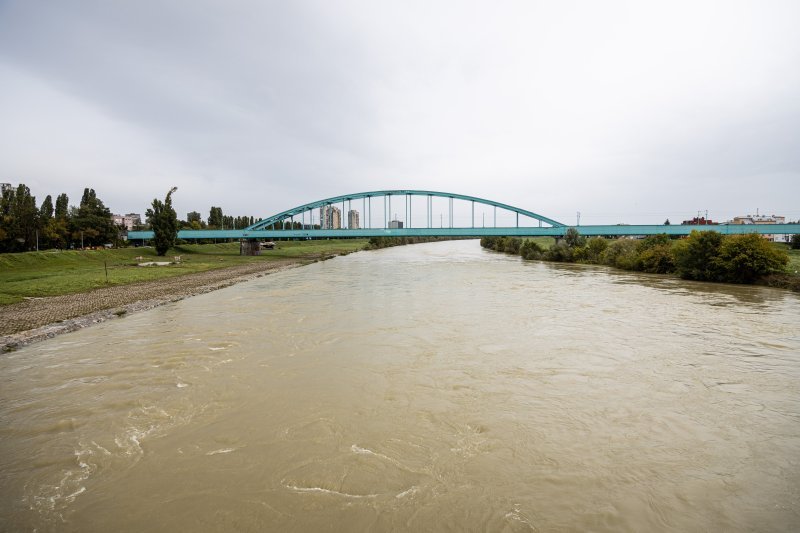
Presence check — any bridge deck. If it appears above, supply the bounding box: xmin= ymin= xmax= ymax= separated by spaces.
xmin=128 ymin=224 xmax=800 ymax=241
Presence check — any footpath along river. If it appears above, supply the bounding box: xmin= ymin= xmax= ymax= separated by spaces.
xmin=1 ymin=240 xmax=799 ymax=531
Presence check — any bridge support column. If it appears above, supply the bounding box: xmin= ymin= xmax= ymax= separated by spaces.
xmin=240 ymin=239 xmax=261 ymax=256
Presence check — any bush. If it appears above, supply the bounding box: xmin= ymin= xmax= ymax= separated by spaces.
xmin=545 ymin=241 xmax=573 ymax=262
xmin=673 ymin=231 xmax=725 ymax=281
xmin=564 ymin=227 xmax=585 ymax=248
xmin=503 ymin=237 xmax=522 ymax=255
xmin=601 ymin=238 xmax=639 ymax=269
xmin=791 ymin=234 xmax=800 ymax=250
xmin=635 ymin=234 xmax=675 ymax=273
xmin=480 ymin=236 xmax=498 ymax=249
xmin=715 ymin=233 xmax=788 ymax=283
xmin=520 ymin=239 xmax=544 ymax=260
xmin=584 ymin=237 xmax=608 ymax=263
xmin=637 ymin=243 xmax=675 ymax=273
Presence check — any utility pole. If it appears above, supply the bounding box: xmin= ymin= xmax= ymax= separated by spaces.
xmin=577 ymin=211 xmax=581 ymax=226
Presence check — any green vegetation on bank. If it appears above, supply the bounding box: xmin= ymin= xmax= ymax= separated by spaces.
xmin=481 ymin=230 xmax=797 ymax=290
xmin=0 ymin=239 xmax=368 ymax=305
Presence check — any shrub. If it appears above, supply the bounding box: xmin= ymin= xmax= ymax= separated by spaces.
xmin=545 ymin=241 xmax=573 ymax=262
xmin=716 ymin=233 xmax=789 ymax=283
xmin=791 ymin=234 xmax=800 ymax=250
xmin=602 ymin=238 xmax=639 ymax=269
xmin=584 ymin=237 xmax=609 ymax=263
xmin=637 ymin=243 xmax=675 ymax=273
xmin=564 ymin=227 xmax=585 ymax=248
xmin=520 ymin=239 xmax=544 ymax=260
xmin=480 ymin=236 xmax=498 ymax=249
xmin=503 ymin=237 xmax=522 ymax=254
xmin=635 ymin=235 xmax=675 ymax=273
xmin=673 ymin=230 xmax=725 ymax=281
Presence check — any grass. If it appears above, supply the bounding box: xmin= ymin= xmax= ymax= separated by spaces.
xmin=524 ymin=236 xmax=557 ymax=248
xmin=785 ymin=247 xmax=800 ymax=274
xmin=0 ymin=239 xmax=369 ymax=305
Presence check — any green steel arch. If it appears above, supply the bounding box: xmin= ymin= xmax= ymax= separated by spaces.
xmin=245 ymin=190 xmax=565 ymax=230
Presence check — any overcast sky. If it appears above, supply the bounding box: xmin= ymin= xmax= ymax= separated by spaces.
xmin=1 ymin=0 xmax=798 ymax=225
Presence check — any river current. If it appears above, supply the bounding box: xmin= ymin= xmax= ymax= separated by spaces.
xmin=1 ymin=240 xmax=799 ymax=531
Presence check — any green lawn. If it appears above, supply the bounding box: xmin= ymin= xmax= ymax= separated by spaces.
xmin=0 ymin=239 xmax=368 ymax=305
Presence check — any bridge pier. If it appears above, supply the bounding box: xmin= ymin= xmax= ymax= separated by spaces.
xmin=240 ymin=239 xmax=261 ymax=256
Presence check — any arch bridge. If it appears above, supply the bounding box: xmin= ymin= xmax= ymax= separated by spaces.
xmin=128 ymin=189 xmax=800 ymax=240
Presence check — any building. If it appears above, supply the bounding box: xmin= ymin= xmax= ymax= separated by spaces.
xmin=730 ymin=213 xmax=786 ymax=242
xmin=347 ymin=209 xmax=360 ymax=229
xmin=681 ymin=216 xmax=717 ymax=225
xmin=319 ymin=205 xmax=341 ymax=229
xmin=112 ymin=213 xmax=142 ymax=231
xmin=388 ymin=220 xmax=404 ymax=229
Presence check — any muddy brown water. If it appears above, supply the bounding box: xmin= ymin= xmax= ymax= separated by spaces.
xmin=1 ymin=240 xmax=798 ymax=531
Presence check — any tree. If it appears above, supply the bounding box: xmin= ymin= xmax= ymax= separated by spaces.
xmin=791 ymin=234 xmax=800 ymax=250
xmin=564 ymin=227 xmax=585 ymax=248
xmin=664 ymin=219 xmax=671 ymax=225
xmin=50 ymin=193 xmax=71 ymax=249
xmin=146 ymin=187 xmax=179 ymax=256
xmin=38 ymin=195 xmax=54 ymax=249
xmin=3 ymin=184 xmax=39 ymax=252
xmin=39 ymin=195 xmax=54 ymax=221
xmin=55 ymin=193 xmax=69 ymax=220
xmin=0 ymin=186 xmax=15 ymax=251
xmin=70 ymin=188 xmax=116 ymax=247
xmin=208 ymin=206 xmax=223 ymax=229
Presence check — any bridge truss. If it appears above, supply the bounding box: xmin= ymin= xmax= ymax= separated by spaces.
xmin=127 ymin=190 xmax=800 ymax=241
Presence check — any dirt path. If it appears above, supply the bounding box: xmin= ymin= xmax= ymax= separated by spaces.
xmin=0 ymin=259 xmax=305 ymax=351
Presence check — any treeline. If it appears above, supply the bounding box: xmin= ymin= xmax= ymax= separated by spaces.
xmin=481 ymin=229 xmax=794 ymax=287
xmin=185 ymin=208 xmax=258 ymax=230
xmin=0 ymin=182 xmax=263 ymax=252
xmin=0 ymin=185 xmax=117 ymax=252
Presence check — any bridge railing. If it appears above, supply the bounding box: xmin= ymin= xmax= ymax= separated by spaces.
xmin=127 ymin=223 xmax=800 ymax=241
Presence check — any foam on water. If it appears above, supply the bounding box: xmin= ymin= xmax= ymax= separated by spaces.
xmin=283 ymin=484 xmax=379 ymax=499
xmin=206 ymin=448 xmax=236 ymax=456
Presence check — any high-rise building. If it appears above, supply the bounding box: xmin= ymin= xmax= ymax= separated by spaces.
xmin=348 ymin=209 xmax=360 ymax=229
xmin=112 ymin=213 xmax=142 ymax=231
xmin=388 ymin=220 xmax=404 ymax=229
xmin=320 ymin=205 xmax=342 ymax=229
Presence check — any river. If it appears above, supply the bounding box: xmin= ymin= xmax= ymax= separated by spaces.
xmin=1 ymin=240 xmax=799 ymax=531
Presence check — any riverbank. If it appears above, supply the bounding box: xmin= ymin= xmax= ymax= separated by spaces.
xmin=480 ymin=234 xmax=800 ymax=291
xmin=0 ymin=240 xmax=369 ymax=352
xmin=0 ymin=260 xmax=308 ymax=352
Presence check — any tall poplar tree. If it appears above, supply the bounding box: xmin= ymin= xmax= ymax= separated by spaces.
xmin=146 ymin=187 xmax=179 ymax=256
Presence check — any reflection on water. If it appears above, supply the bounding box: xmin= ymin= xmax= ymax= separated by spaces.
xmin=1 ymin=240 xmax=799 ymax=532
